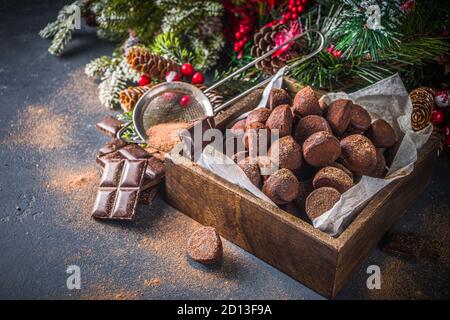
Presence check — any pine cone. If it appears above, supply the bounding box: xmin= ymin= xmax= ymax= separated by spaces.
xmin=126 ymin=47 xmax=178 ymax=80
xmin=250 ymin=24 xmax=288 ymax=75
xmin=194 ymin=84 xmax=224 ymax=111
xmin=410 ymin=87 xmax=435 ymax=131
xmin=119 ymin=85 xmax=152 ymax=112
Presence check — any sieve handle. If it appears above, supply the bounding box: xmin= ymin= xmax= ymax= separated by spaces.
xmin=116 ymin=121 xmax=147 ymax=144
xmin=208 ymin=29 xmax=325 ymax=113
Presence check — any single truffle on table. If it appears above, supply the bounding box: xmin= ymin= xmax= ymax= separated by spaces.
xmin=313 ymin=166 xmax=354 ymax=193
xmin=347 ymin=103 xmax=371 ymax=133
xmin=294 ymin=115 xmax=332 ymax=145
xmin=369 ymin=149 xmax=387 ymax=178
xmin=303 ymin=131 xmax=341 ymax=167
xmin=339 ymin=134 xmax=377 ymax=176
xmin=243 ymin=122 xmax=271 ymax=156
xmin=187 ymin=226 xmax=223 ymax=265
xmin=305 ymin=187 xmax=341 ymax=221
xmin=293 ymin=86 xmax=322 ymax=117
xmin=246 ymin=108 xmax=271 ymax=126
xmin=265 ymin=104 xmax=293 ymax=138
xmin=263 ymin=168 xmax=299 ymax=205
xmin=326 ymin=99 xmax=352 ymax=135
xmin=238 ymin=157 xmax=262 ymax=188
xmin=268 ymin=135 xmax=302 ymax=171
xmin=269 ymin=88 xmax=292 ymax=110
xmin=366 ymin=119 xmax=397 ymax=148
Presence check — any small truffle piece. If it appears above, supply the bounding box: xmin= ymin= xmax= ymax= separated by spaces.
xmin=340 ymin=134 xmax=377 ymax=176
xmin=238 ymin=157 xmax=262 ymax=188
xmin=187 ymin=226 xmax=223 ymax=265
xmin=263 ymin=169 xmax=299 ymax=205
xmin=348 ymin=104 xmax=371 ymax=133
xmin=269 ymin=136 xmax=302 ymax=171
xmin=293 ymin=86 xmax=322 ymax=117
xmin=366 ymin=119 xmax=397 ymax=148
xmin=369 ymin=149 xmax=387 ymax=178
xmin=305 ymin=187 xmax=341 ymax=221
xmin=265 ymin=104 xmax=293 ymax=138
xmin=269 ymin=88 xmax=292 ymax=110
xmin=330 ymin=162 xmax=353 ymax=180
xmin=313 ymin=166 xmax=354 ymax=193
xmin=326 ymin=99 xmax=352 ymax=135
xmin=246 ymin=108 xmax=271 ymax=126
xmin=230 ymin=119 xmax=246 ymax=136
xmin=294 ymin=115 xmax=332 ymax=144
xmin=243 ymin=122 xmax=271 ymax=156
xmin=303 ymin=131 xmax=341 ymax=167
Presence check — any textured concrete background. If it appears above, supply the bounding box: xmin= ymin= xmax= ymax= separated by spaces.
xmin=0 ymin=0 xmax=449 ymax=300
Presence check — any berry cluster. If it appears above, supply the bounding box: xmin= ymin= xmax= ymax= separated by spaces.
xmin=165 ymin=63 xmax=205 ymax=85
xmin=231 ymin=4 xmax=255 ymax=56
xmin=327 ymin=45 xmax=343 ymax=59
xmin=279 ymin=0 xmax=308 ymax=24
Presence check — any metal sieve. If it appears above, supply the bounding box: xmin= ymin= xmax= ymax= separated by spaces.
xmin=117 ymin=30 xmax=324 ymax=146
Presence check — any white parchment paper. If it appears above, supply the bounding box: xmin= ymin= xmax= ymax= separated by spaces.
xmin=195 ymin=73 xmax=432 ymax=237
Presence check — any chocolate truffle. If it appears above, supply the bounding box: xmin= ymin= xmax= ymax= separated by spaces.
xmin=187 ymin=226 xmax=223 ymax=265
xmin=246 ymin=108 xmax=271 ymax=126
xmin=243 ymin=122 xmax=271 ymax=156
xmin=294 ymin=115 xmax=332 ymax=144
xmin=369 ymin=149 xmax=387 ymax=178
xmin=230 ymin=119 xmax=246 ymax=136
xmin=293 ymin=86 xmax=322 ymax=117
xmin=263 ymin=168 xmax=299 ymax=205
xmin=326 ymin=99 xmax=352 ymax=135
xmin=238 ymin=157 xmax=262 ymax=188
xmin=330 ymin=162 xmax=353 ymax=180
xmin=339 ymin=134 xmax=377 ymax=176
xmin=269 ymin=88 xmax=292 ymax=110
xmin=257 ymin=155 xmax=278 ymax=178
xmin=305 ymin=187 xmax=341 ymax=221
xmin=266 ymin=104 xmax=293 ymax=138
xmin=348 ymin=103 xmax=371 ymax=133
xmin=303 ymin=131 xmax=341 ymax=167
xmin=268 ymin=135 xmax=302 ymax=171
xmin=366 ymin=119 xmax=397 ymax=148
xmin=313 ymin=166 xmax=354 ymax=193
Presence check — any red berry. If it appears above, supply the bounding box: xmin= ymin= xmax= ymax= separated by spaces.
xmin=138 ymin=74 xmax=151 ymax=86
xmin=179 ymin=95 xmax=191 ymax=108
xmin=235 ymin=31 xmax=242 ymax=40
xmin=165 ymin=71 xmax=180 ymax=82
xmin=180 ymin=63 xmax=195 ymax=77
xmin=431 ymin=109 xmax=445 ymax=125
xmin=191 ymin=71 xmax=205 ymax=85
xmin=291 ymin=6 xmax=297 ymax=13
xmin=284 ymin=12 xmax=291 ymax=20
xmin=292 ymin=13 xmax=298 ymax=20
xmin=327 ymin=46 xmax=335 ymax=53
xmin=297 ymin=5 xmax=305 ymax=13
xmin=302 ymin=0 xmax=309 ymax=4
xmin=280 ymin=18 xmax=286 ymax=24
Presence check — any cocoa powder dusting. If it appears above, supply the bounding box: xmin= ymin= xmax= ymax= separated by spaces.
xmin=146 ymin=121 xmax=191 ymax=153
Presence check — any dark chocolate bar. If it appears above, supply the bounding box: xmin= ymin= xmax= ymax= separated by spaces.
xmin=92 ymin=159 xmax=147 ymax=220
xmin=96 ymin=142 xmax=165 ymax=190
xmin=95 ymin=116 xmax=123 ymax=137
xmin=98 ymin=138 xmax=128 ymax=156
xmin=138 ymin=186 xmax=159 ymax=205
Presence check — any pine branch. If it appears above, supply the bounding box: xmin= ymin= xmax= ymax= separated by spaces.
xmin=151 ymin=32 xmax=192 ymax=65
xmin=85 ymin=55 xmax=113 ymax=79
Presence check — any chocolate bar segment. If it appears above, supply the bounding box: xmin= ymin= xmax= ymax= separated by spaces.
xmin=92 ymin=159 xmax=147 ymax=220
xmin=98 ymin=138 xmax=128 ymax=156
xmin=96 ymin=116 xmax=123 ymax=137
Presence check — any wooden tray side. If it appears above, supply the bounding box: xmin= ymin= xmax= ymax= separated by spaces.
xmin=332 ymin=138 xmax=438 ymax=297
xmin=165 ymin=153 xmax=339 ymax=297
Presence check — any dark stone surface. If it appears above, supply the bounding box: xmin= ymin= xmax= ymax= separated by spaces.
xmin=0 ymin=0 xmax=449 ymax=300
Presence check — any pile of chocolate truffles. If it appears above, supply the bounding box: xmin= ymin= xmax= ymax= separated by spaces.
xmin=230 ymin=87 xmax=398 ymax=222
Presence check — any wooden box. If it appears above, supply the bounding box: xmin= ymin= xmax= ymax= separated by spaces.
xmin=164 ymin=80 xmax=438 ymax=298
